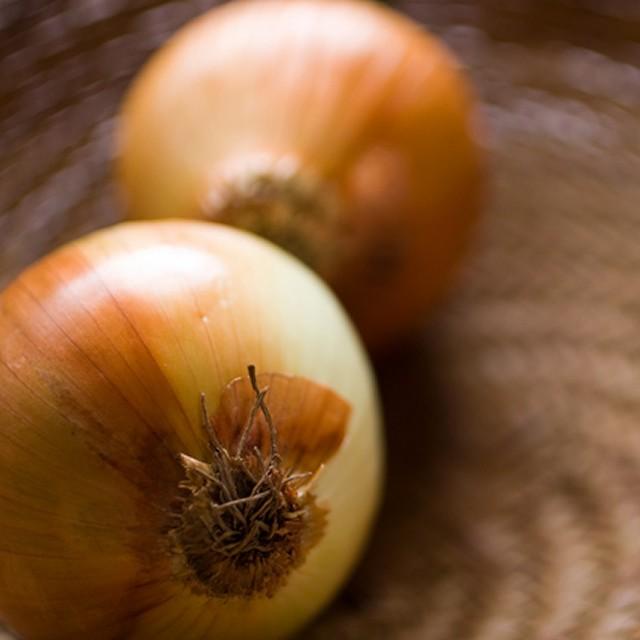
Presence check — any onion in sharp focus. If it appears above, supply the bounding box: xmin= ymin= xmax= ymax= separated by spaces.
xmin=0 ymin=220 xmax=382 ymax=639
xmin=116 ymin=0 xmax=485 ymax=349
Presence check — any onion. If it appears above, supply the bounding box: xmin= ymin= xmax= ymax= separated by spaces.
xmin=0 ymin=220 xmax=382 ymax=639
xmin=116 ymin=0 xmax=485 ymax=349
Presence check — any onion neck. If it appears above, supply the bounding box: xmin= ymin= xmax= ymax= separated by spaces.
xmin=201 ymin=154 xmax=345 ymax=278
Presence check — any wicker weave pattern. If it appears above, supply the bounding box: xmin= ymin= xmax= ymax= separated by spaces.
xmin=2 ymin=1 xmax=640 ymax=638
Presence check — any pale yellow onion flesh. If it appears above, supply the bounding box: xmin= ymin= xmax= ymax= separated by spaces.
xmin=0 ymin=220 xmax=382 ymax=639
xmin=116 ymin=0 xmax=485 ymax=349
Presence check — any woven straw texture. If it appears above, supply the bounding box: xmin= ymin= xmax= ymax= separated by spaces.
xmin=2 ymin=1 xmax=640 ymax=638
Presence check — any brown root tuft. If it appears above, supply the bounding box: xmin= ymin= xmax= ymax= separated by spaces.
xmin=168 ymin=366 xmax=326 ymax=599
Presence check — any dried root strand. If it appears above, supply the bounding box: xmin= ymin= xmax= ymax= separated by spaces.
xmin=168 ymin=366 xmax=323 ymax=599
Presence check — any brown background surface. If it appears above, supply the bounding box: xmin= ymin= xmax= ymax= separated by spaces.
xmin=2 ymin=1 xmax=640 ymax=638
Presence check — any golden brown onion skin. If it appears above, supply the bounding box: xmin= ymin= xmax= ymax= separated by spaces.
xmin=116 ymin=0 xmax=485 ymax=350
xmin=0 ymin=221 xmax=381 ymax=639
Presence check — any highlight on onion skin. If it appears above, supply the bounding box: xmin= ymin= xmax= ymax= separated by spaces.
xmin=115 ymin=0 xmax=485 ymax=350
xmin=0 ymin=220 xmax=382 ymax=640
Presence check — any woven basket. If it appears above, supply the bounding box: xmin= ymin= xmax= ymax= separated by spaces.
xmin=2 ymin=1 xmax=640 ymax=638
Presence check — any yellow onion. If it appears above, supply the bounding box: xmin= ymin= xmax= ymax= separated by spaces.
xmin=116 ymin=0 xmax=485 ymax=349
xmin=0 ymin=220 xmax=382 ymax=639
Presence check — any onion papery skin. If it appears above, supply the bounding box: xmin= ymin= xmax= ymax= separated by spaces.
xmin=0 ymin=220 xmax=382 ymax=640
xmin=116 ymin=0 xmax=485 ymax=350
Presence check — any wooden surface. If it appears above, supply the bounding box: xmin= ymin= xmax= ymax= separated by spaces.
xmin=2 ymin=1 xmax=640 ymax=638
